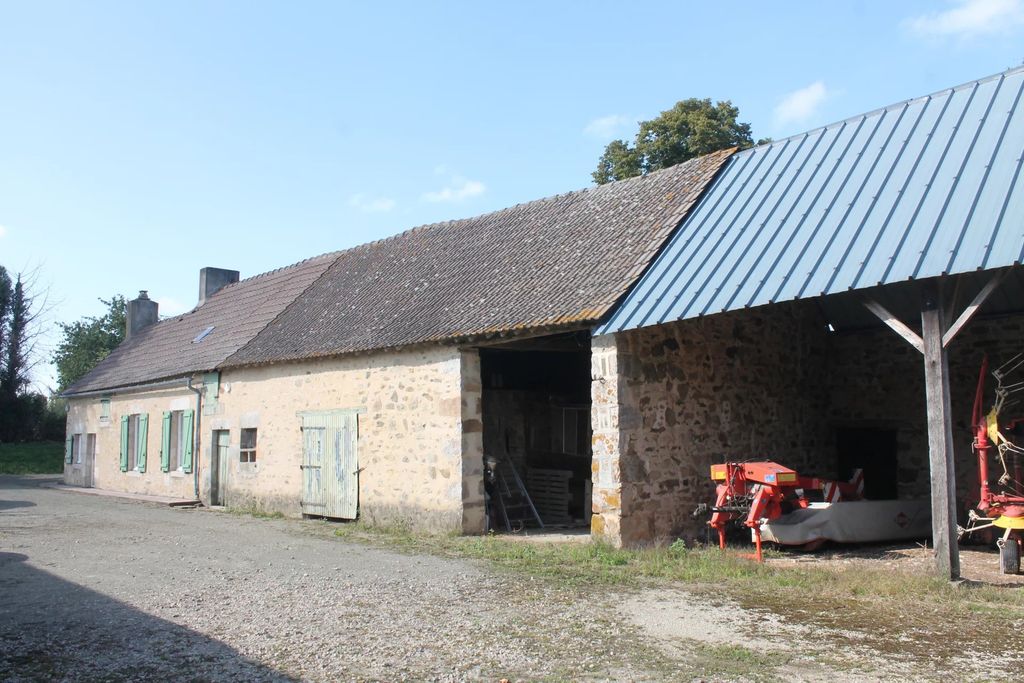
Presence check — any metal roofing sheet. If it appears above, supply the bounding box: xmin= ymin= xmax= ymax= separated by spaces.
xmin=598 ymin=67 xmax=1024 ymax=336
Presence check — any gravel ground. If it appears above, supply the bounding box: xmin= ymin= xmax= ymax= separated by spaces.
xmin=1 ymin=475 xmax=1018 ymax=682
xmin=0 ymin=476 xmax=666 ymax=682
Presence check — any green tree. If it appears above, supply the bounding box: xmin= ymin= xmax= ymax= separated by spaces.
xmin=1 ymin=275 xmax=30 ymax=400
xmin=592 ymin=98 xmax=766 ymax=185
xmin=0 ymin=267 xmax=50 ymax=442
xmin=53 ymin=296 xmax=126 ymax=393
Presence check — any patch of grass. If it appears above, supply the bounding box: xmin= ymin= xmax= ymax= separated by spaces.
xmin=0 ymin=441 xmax=64 ymax=474
xmin=227 ymin=505 xmax=285 ymax=519
xmin=331 ymin=522 xmax=1024 ymax=666
xmin=682 ymin=642 xmax=786 ymax=681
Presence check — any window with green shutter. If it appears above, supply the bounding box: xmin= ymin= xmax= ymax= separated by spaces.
xmin=65 ymin=436 xmax=74 ymax=465
xmin=202 ymin=373 xmax=219 ymax=415
xmin=119 ymin=415 xmax=129 ymax=471
xmin=136 ymin=414 xmax=149 ymax=473
xmin=160 ymin=412 xmax=172 ymax=472
xmin=181 ymin=409 xmax=195 ymax=473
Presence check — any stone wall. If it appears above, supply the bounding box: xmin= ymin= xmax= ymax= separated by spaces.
xmin=592 ymin=301 xmax=1024 ymax=547
xmin=65 ymin=387 xmax=199 ymax=499
xmin=65 ymin=344 xmax=486 ymax=535
xmin=591 ymin=302 xmax=831 ymax=545
xmin=214 ymin=345 xmax=481 ymax=533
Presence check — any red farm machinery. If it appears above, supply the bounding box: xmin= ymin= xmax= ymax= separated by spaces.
xmin=960 ymin=354 xmax=1024 ymax=573
xmin=706 ymin=461 xmax=866 ymax=561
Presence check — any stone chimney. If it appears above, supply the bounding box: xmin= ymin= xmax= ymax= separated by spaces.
xmin=199 ymin=267 xmax=240 ymax=306
xmin=126 ymin=291 xmax=159 ymax=340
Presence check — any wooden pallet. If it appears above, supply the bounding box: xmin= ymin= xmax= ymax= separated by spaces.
xmin=527 ymin=468 xmax=573 ymax=526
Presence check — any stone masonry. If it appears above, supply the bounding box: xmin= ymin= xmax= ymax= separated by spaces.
xmin=591 ymin=300 xmax=1024 ymax=547
xmin=66 ymin=344 xmax=486 ymax=534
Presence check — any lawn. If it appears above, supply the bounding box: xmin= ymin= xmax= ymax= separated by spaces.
xmin=0 ymin=441 xmax=65 ymax=474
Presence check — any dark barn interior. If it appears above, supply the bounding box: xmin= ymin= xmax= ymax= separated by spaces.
xmin=479 ymin=332 xmax=592 ymax=529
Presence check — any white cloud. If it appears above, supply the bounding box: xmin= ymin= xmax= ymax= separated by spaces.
xmin=773 ymin=81 xmax=829 ymax=127
xmin=906 ymin=0 xmax=1024 ymax=38
xmin=422 ymin=175 xmax=486 ymax=203
xmin=348 ymin=194 xmax=396 ymax=213
xmin=583 ymin=114 xmax=632 ymax=139
xmin=0 ymin=224 xmax=7 ymax=238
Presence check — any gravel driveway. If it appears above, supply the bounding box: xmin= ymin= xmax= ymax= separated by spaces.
xmin=0 ymin=475 xmax=667 ymax=682
xmin=1 ymin=475 xmax=1013 ymax=682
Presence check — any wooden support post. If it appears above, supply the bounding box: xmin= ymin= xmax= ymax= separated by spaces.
xmin=863 ymin=271 xmax=1007 ymax=580
xmin=920 ymin=284 xmax=961 ymax=581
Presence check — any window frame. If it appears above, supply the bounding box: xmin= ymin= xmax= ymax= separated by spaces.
xmin=167 ymin=410 xmax=185 ymax=471
xmin=239 ymin=428 xmax=257 ymax=463
xmin=126 ymin=414 xmax=140 ymax=471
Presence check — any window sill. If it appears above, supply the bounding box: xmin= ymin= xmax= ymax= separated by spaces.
xmin=125 ymin=469 xmax=144 ymax=477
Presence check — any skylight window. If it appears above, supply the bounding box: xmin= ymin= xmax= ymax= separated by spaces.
xmin=192 ymin=326 xmax=215 ymax=344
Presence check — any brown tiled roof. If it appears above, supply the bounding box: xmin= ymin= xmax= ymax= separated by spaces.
xmin=63 ymin=253 xmax=338 ymax=394
xmin=223 ymin=149 xmax=732 ymax=367
xmin=65 ymin=150 xmax=732 ymax=393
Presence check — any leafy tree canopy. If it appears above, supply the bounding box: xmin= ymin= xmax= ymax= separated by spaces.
xmin=53 ymin=296 xmax=126 ymax=393
xmin=592 ymin=98 xmax=766 ymax=185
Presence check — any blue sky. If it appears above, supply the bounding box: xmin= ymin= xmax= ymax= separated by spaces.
xmin=2 ymin=0 xmax=1024 ymax=390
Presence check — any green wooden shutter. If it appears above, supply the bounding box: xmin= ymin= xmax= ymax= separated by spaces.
xmin=136 ymin=414 xmax=149 ymax=473
xmin=160 ymin=411 xmax=172 ymax=472
xmin=119 ymin=415 xmax=129 ymax=471
xmin=182 ymin=409 xmax=194 ymax=473
xmin=64 ymin=436 xmax=74 ymax=465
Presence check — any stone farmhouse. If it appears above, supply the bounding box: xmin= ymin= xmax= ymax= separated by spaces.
xmin=64 ymin=68 xmax=1024 ymax=575
xmin=62 ymin=149 xmax=731 ymax=538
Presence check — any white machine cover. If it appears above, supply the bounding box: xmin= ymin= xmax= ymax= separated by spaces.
xmin=759 ymin=500 xmax=932 ymax=546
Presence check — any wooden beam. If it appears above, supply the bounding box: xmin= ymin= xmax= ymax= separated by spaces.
xmin=863 ymin=298 xmax=924 ymax=354
xmin=921 ymin=284 xmax=961 ymax=581
xmin=942 ymin=270 xmax=1005 ymax=348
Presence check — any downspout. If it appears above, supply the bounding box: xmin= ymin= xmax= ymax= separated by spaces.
xmin=187 ymin=376 xmax=203 ymax=501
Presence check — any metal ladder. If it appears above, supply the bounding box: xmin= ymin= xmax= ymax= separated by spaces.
xmin=491 ymin=459 xmax=544 ymax=532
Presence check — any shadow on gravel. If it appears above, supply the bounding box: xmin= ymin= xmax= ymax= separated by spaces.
xmin=0 ymin=475 xmax=62 ymax=489
xmin=0 ymin=552 xmax=294 ymax=681
xmin=0 ymin=499 xmax=35 ymax=511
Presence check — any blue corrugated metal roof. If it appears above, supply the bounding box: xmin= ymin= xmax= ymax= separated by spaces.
xmin=598 ymin=67 xmax=1024 ymax=335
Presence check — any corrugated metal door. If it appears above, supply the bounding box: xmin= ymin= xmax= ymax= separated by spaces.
xmin=300 ymin=411 xmax=359 ymax=519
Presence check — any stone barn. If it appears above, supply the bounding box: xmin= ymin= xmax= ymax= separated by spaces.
xmin=62 ymin=150 xmax=730 ymax=534
xmin=590 ymin=67 xmax=1024 ymax=578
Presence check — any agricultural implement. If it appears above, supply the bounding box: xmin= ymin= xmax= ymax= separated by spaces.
xmin=705 ymin=461 xmax=865 ymax=561
xmin=959 ymin=354 xmax=1024 ymax=573
xmin=705 ymin=460 xmax=931 ymax=561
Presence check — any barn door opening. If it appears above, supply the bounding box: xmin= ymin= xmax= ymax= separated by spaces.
xmin=300 ymin=411 xmax=359 ymax=519
xmin=479 ymin=331 xmax=592 ymax=531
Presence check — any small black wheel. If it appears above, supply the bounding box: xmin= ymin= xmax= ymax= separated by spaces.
xmin=999 ymin=538 xmax=1021 ymax=575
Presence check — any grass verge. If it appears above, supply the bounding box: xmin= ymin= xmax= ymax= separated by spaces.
xmin=331 ymin=523 xmax=1024 ymax=667
xmin=0 ymin=441 xmax=64 ymax=474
